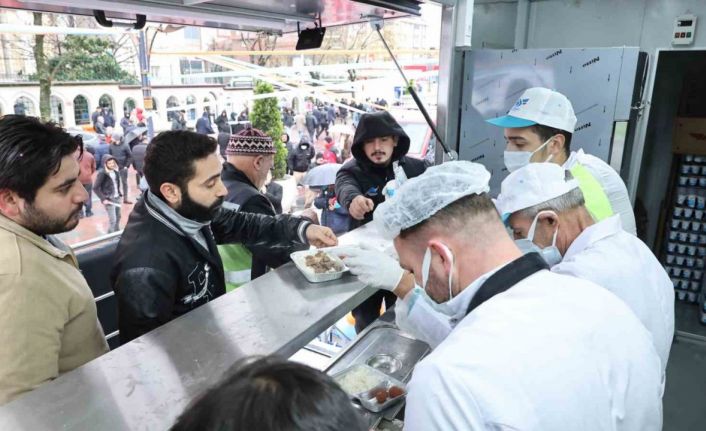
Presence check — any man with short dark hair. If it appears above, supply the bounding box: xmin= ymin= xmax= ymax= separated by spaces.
xmin=171 ymin=356 xmax=366 ymax=431
xmin=488 ymin=87 xmax=636 ymax=235
xmin=111 ymin=131 xmax=337 ymax=343
xmin=108 ymin=131 xmax=133 ymax=204
xmin=335 ymin=110 xmax=427 ymax=332
xmin=0 ymin=115 xmax=108 ymax=405
xmin=94 ymin=156 xmax=123 ymax=233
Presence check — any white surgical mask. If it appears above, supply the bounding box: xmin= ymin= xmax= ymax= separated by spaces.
xmin=503 ymin=136 xmax=555 ymax=172
xmin=514 ymin=211 xmax=563 ymax=266
xmin=421 ymin=244 xmax=456 ymax=314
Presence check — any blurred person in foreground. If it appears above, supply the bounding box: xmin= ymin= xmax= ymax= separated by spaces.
xmin=171 ymin=356 xmax=365 ymax=431
xmin=0 ymin=115 xmax=108 ymax=405
xmin=111 ymin=131 xmax=336 ymax=344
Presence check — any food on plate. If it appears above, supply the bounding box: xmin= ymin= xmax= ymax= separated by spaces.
xmin=369 ymin=387 xmax=388 ymax=404
xmin=368 ymin=385 xmax=405 ymax=404
xmin=388 ymin=385 xmax=405 ymax=399
xmin=334 ymin=365 xmax=381 ymax=395
xmin=304 ymin=251 xmax=343 ymax=273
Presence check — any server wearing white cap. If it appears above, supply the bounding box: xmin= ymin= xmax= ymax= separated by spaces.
xmin=496 ymin=162 xmax=674 ymax=375
xmin=340 ymin=161 xmax=662 ymax=431
xmin=487 ymin=87 xmax=637 ymax=235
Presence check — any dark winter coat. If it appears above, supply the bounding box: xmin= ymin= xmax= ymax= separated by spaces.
xmin=131 ymin=143 xmax=147 ymax=174
xmin=104 ymin=111 xmax=115 ymax=128
xmin=265 ymin=181 xmax=283 ymax=215
xmin=94 ymin=166 xmax=123 ymax=202
xmin=111 ymin=192 xmax=310 ymax=344
xmin=94 ymin=142 xmax=111 ymax=167
xmin=217 ymin=133 xmax=231 ymax=158
xmin=305 ymin=113 xmax=318 ymax=133
xmin=221 ymin=163 xmax=306 ymax=279
xmin=215 ymin=115 xmax=230 ymax=133
xmin=108 ymin=142 xmax=133 ymax=169
xmin=195 ymin=115 xmax=214 ymax=135
xmin=120 ymin=117 xmax=131 ymax=133
xmin=288 ymin=140 xmax=315 ymax=173
xmin=314 ymin=185 xmax=351 ymax=235
xmin=171 ymin=117 xmax=187 ymax=131
xmin=335 ymin=111 xmax=427 ymax=229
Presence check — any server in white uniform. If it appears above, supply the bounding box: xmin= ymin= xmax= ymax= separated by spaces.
xmin=488 ymin=87 xmax=637 ymax=235
xmin=346 ymin=161 xmax=663 ymax=431
xmin=495 ymin=162 xmax=674 ymax=374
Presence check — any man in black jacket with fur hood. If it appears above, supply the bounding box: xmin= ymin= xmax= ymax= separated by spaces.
xmin=335 ymin=111 xmax=427 ymax=332
xmin=111 ymin=131 xmax=337 ymax=344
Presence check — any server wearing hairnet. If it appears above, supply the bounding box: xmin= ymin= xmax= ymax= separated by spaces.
xmin=335 ymin=111 xmax=427 ymax=332
xmin=496 ymin=163 xmax=674 ymax=376
xmin=487 ymin=87 xmax=637 ymax=235
xmin=341 ymin=161 xmax=662 ymax=431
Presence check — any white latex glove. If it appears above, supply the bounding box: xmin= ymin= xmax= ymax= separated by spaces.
xmin=335 ymin=245 xmax=404 ymax=291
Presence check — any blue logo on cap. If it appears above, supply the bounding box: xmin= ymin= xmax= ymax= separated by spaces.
xmin=511 ymin=98 xmax=529 ymax=111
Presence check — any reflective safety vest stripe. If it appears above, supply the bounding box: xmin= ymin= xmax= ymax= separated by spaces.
xmin=218 ymin=243 xmax=252 ymax=292
xmin=569 ymin=163 xmax=614 ymax=222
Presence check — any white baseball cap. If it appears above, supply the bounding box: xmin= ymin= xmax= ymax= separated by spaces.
xmin=495 ymin=162 xmax=580 ymax=220
xmin=486 ymin=87 xmax=577 ymax=133
xmin=374 ymin=161 xmax=491 ymax=239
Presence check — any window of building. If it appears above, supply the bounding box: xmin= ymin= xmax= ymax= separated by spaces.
xmin=73 ymin=95 xmax=90 ymax=125
xmin=186 ymin=95 xmax=197 ymax=120
xmin=184 ymin=27 xmax=201 ymax=40
xmin=50 ymin=95 xmax=64 ymax=125
xmin=166 ymin=96 xmax=179 ymax=121
xmin=14 ymin=96 xmax=36 ymax=116
xmin=99 ymin=94 xmax=114 ymax=112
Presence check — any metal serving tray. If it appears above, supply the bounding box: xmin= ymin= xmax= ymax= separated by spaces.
xmin=326 ymin=323 xmax=431 ymax=428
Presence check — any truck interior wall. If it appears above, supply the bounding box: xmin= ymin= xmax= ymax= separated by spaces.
xmin=471 ymin=1 xmax=517 ymax=49
xmin=635 ymin=52 xmax=706 ymax=249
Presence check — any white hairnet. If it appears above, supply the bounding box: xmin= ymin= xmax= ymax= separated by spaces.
xmin=495 ymin=162 xmax=579 ymax=220
xmin=374 ymin=161 xmax=491 ymax=239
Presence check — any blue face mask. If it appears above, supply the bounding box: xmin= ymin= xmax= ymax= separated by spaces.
xmin=514 ymin=211 xmax=563 ymax=267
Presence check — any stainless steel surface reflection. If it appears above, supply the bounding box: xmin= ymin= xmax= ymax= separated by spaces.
xmin=0 ymin=225 xmax=382 ymax=430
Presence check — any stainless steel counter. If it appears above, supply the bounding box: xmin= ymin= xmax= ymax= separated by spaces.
xmin=0 ymin=225 xmax=382 ymax=430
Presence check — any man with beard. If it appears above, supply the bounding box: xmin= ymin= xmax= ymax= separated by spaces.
xmin=0 ymin=115 xmax=109 ymax=405
xmin=335 ymin=111 xmax=427 ymax=332
xmin=111 ymin=131 xmax=337 ymax=344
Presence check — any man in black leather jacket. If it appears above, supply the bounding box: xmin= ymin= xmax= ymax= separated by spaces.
xmin=111 ymin=131 xmax=337 ymax=344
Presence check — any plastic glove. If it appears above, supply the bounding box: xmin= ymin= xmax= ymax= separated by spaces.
xmin=335 ymin=245 xmax=404 ymax=291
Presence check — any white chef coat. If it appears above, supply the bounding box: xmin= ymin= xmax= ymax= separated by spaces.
xmin=564 ymin=149 xmax=637 ymax=235
xmin=403 ymin=269 xmax=663 ymax=431
xmin=552 ymin=215 xmax=675 ymax=374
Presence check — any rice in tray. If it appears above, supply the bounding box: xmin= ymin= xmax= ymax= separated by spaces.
xmin=334 ymin=365 xmax=382 ymax=396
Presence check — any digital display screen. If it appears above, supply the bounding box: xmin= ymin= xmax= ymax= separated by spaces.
xmin=678 ymin=20 xmax=693 ymax=27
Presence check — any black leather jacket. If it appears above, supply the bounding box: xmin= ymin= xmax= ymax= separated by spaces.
xmin=110 ymin=192 xmax=310 ymax=344
xmin=221 ymin=163 xmax=307 ymax=279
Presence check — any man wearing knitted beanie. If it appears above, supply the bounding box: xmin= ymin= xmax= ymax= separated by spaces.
xmin=219 ymin=128 xmax=310 ymax=290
